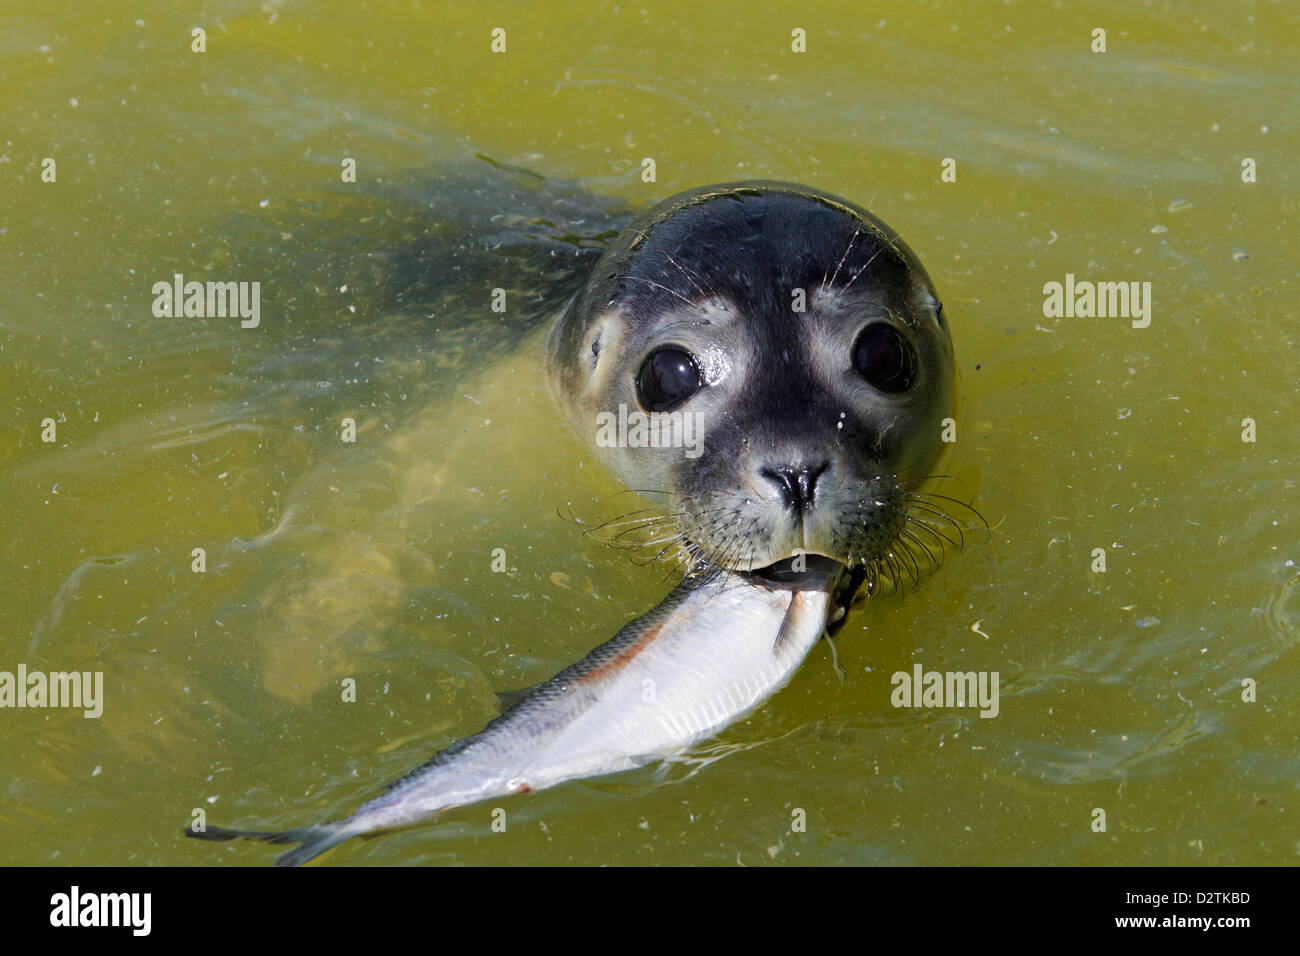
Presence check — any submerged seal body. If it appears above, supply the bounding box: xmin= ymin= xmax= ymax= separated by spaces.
xmin=185 ymin=177 xmax=965 ymax=864
xmin=548 ymin=181 xmax=956 ymax=595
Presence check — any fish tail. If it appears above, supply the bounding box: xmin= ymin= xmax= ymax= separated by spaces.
xmin=185 ymin=822 xmax=356 ymax=867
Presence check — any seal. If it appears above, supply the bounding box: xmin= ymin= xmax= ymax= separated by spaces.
xmin=547 ymin=181 xmax=959 ymax=606
xmin=183 ymin=178 xmax=971 ymax=864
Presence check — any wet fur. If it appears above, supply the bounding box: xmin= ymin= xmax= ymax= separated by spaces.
xmin=549 ymin=181 xmax=965 ymax=580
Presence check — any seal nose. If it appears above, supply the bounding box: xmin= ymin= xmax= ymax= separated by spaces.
xmin=760 ymin=461 xmax=830 ymax=514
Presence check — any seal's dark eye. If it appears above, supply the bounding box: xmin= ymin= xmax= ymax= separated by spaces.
xmin=636 ymin=347 xmax=701 ymax=412
xmin=852 ymin=324 xmax=917 ymax=393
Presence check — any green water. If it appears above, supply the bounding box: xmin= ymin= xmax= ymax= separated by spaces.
xmin=1 ymin=0 xmax=1296 ymax=865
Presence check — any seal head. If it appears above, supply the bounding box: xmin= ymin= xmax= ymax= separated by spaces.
xmin=548 ymin=181 xmax=955 ymax=588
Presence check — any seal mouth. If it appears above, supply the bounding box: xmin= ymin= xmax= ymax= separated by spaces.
xmin=752 ymin=553 xmax=843 ymax=585
xmin=751 ymin=554 xmax=864 ymax=633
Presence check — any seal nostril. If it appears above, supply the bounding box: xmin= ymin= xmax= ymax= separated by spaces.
xmin=760 ymin=461 xmax=830 ymax=513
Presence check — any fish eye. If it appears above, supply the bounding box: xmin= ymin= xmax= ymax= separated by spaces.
xmin=636 ymin=346 xmax=702 ymax=412
xmin=852 ymin=324 xmax=917 ymax=393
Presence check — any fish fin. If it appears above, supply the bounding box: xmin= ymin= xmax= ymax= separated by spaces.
xmin=494 ymin=683 xmax=542 ymax=711
xmin=772 ymin=602 xmax=801 ymax=656
xmin=185 ymin=822 xmax=355 ymax=867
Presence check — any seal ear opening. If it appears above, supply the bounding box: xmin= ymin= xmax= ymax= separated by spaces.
xmin=573 ymin=312 xmax=625 ymax=399
xmin=546 ymin=303 xmax=626 ymax=417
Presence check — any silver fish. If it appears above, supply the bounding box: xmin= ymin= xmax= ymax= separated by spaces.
xmin=188 ymin=558 xmax=853 ymax=865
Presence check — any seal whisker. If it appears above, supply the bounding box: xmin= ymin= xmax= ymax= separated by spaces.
xmin=605 ymin=515 xmax=688 ymax=540
xmin=902 ymin=513 xmax=958 ymax=556
xmin=899 ymin=528 xmax=942 ymax=573
xmin=906 ymin=490 xmax=989 ymax=530
xmin=708 ymin=526 xmax=746 ymax=591
xmin=588 ymin=509 xmax=681 ymax=531
xmin=822 ymin=229 xmax=860 ymax=292
xmin=613 ymin=273 xmax=695 ymax=307
xmin=901 ymin=497 xmax=971 ymax=543
xmin=892 ymin=540 xmax=922 ymax=585
xmin=627 ymin=531 xmax=690 ymax=552
xmin=584 ymin=516 xmax=675 ymax=544
xmin=907 ymin=514 xmax=966 ymax=551
xmin=661 ymin=249 xmax=713 ymax=300
xmin=865 ymin=561 xmax=881 ymax=598
xmin=712 ymin=518 xmax=758 ymax=592
xmin=907 ymin=513 xmax=965 ymax=550
xmin=895 ymin=473 xmax=974 ymax=491
xmin=884 ymin=550 xmax=909 ymax=591
xmin=645 ymin=535 xmax=691 ymax=568
xmin=839 ymin=240 xmax=891 ymax=294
